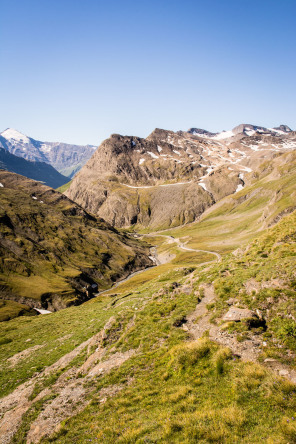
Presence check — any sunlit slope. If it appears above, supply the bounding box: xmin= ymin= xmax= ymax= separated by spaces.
xmin=163 ymin=150 xmax=296 ymax=253
xmin=1 ymin=209 xmax=296 ymax=442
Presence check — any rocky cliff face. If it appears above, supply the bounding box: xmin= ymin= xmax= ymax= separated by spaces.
xmin=0 ymin=171 xmax=152 ymax=319
xmin=65 ymin=124 xmax=295 ymax=230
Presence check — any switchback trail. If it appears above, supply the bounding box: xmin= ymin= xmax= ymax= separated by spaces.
xmin=141 ymin=233 xmax=222 ymax=262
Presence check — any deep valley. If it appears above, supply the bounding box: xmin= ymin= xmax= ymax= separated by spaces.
xmin=1 ymin=123 xmax=296 ymax=443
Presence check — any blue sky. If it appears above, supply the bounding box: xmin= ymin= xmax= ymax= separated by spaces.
xmin=1 ymin=0 xmax=296 ymax=145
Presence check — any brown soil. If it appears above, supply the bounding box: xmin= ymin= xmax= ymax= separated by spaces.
xmin=183 ymin=284 xmax=296 ymax=382
xmin=0 ymin=318 xmax=136 ymax=444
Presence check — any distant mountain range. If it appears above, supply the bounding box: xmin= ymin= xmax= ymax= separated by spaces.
xmin=0 ymin=147 xmax=69 ymax=189
xmin=0 ymin=124 xmax=294 ymax=194
xmin=0 ymin=128 xmax=97 ymax=178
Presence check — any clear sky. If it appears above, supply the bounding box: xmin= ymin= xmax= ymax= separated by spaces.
xmin=1 ymin=0 xmax=296 ymax=145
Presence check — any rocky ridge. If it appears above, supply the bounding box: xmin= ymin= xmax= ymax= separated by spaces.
xmin=65 ymin=123 xmax=296 ymax=229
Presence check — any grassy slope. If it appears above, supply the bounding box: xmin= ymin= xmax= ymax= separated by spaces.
xmin=1 ymin=209 xmax=295 ymax=442
xmin=56 ymin=180 xmax=72 ymax=193
xmin=211 ymin=210 xmax=296 ymax=359
xmin=1 ymin=152 xmax=296 ymax=442
xmin=0 ymin=172 xmax=151 ymax=319
xmin=0 ymin=210 xmax=296 ymax=442
xmin=161 ymin=150 xmax=296 ymax=253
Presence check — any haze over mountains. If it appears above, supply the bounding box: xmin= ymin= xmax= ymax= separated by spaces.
xmin=0 ymin=147 xmax=69 ymax=189
xmin=0 ymin=128 xmax=96 ymax=179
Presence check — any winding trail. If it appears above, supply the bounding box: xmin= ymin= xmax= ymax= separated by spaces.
xmin=141 ymin=233 xmax=222 ymax=262
xmin=95 ymin=234 xmax=221 ymax=298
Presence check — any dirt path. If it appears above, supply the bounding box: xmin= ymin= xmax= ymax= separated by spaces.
xmin=142 ymin=233 xmax=222 ymax=262
xmin=95 ymin=234 xmax=221 ymax=299
xmin=183 ymin=284 xmax=296 ymax=383
xmin=26 ymin=349 xmax=135 ymax=444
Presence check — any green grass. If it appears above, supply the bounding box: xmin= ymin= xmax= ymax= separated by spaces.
xmin=56 ymin=180 xmax=72 ymax=193
xmin=2 ymin=153 xmax=296 ymax=442
xmin=0 ymin=178 xmax=151 ymax=315
xmin=45 ymin=343 xmax=296 ymax=443
xmin=1 ymin=206 xmax=296 ymax=442
xmin=0 ymin=300 xmax=36 ymax=322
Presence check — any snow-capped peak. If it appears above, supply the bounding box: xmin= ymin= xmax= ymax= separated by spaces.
xmin=1 ymin=128 xmax=30 ymax=144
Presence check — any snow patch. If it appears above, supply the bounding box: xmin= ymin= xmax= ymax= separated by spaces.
xmin=40 ymin=144 xmax=52 ymax=154
xmin=245 ymin=130 xmax=256 ymax=136
xmin=241 ymin=166 xmax=252 ymax=173
xmin=147 ymin=151 xmax=159 ymax=159
xmin=213 ymin=130 xmax=234 ymax=140
xmin=235 ymin=184 xmax=244 ymax=193
xmin=199 ymin=182 xmax=208 ymax=191
xmin=173 ymin=150 xmax=181 ymax=156
xmin=157 ymin=145 xmax=162 ymax=152
xmin=34 ymin=308 xmax=52 ymax=314
xmin=0 ymin=183 xmax=4 ymax=188
xmin=32 ymin=196 xmax=37 ymax=200
xmin=192 ymin=132 xmax=209 ymax=138
xmin=281 ymin=142 xmax=296 ymax=149
xmin=268 ymin=128 xmax=286 ymax=135
xmin=139 ymin=158 xmax=145 ymax=165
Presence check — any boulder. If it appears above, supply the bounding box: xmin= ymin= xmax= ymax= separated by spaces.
xmin=222 ymin=307 xmax=256 ymax=322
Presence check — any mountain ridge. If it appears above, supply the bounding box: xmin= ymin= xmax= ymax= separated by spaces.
xmin=0 ymin=128 xmax=97 ymax=178
xmin=65 ymin=123 xmax=296 ymax=229
xmin=0 ymin=146 xmax=69 ymax=188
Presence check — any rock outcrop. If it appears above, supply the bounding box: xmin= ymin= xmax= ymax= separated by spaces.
xmin=65 ymin=124 xmax=295 ymax=229
xmin=65 ymin=133 xmax=242 ymax=229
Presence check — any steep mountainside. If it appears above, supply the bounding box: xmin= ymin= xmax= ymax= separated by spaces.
xmin=0 ymin=147 xmax=68 ymax=188
xmin=65 ymin=124 xmax=295 ymax=229
xmin=164 ymin=148 xmax=296 ymax=259
xmin=0 ymin=171 xmax=152 ymax=320
xmin=1 ymin=182 xmax=296 ymax=442
xmin=0 ymin=129 xmax=96 ymax=178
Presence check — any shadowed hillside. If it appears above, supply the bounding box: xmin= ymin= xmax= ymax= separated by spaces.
xmin=0 ymin=171 xmax=152 ymax=320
